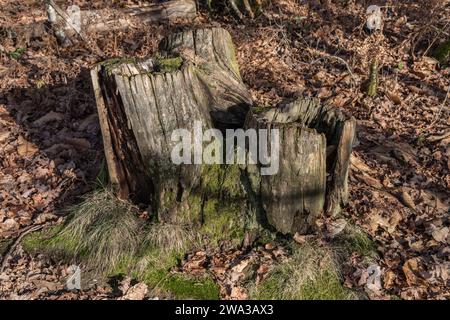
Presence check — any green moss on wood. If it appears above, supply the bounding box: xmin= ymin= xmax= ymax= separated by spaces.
xmin=100 ymin=57 xmax=136 ymax=75
xmin=201 ymin=199 xmax=244 ymax=246
xmin=197 ymin=164 xmax=248 ymax=245
xmin=252 ymin=106 xmax=273 ymax=114
xmin=201 ymin=164 xmax=243 ymax=198
xmin=153 ymin=54 xmax=184 ymax=73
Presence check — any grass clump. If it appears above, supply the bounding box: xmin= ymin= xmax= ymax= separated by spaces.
xmin=23 ymin=189 xmax=143 ymax=276
xmin=59 ymin=189 xmax=143 ymax=275
xmin=336 ymin=224 xmax=377 ymax=259
xmin=22 ymin=190 xmax=219 ymax=299
xmin=249 ymin=242 xmax=356 ymax=300
xmin=131 ymin=224 xmax=219 ymax=299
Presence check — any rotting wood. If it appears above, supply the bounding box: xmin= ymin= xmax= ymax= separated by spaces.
xmin=91 ymin=27 xmax=355 ymax=236
xmin=125 ymin=0 xmax=197 ymax=23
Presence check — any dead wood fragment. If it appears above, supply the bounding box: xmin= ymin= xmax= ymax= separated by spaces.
xmin=91 ymin=28 xmax=354 ymax=236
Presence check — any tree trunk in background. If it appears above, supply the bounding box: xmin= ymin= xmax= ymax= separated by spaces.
xmin=91 ymin=27 xmax=355 ymax=237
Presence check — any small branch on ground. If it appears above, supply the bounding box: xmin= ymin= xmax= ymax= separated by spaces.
xmin=0 ymin=223 xmax=53 ymax=273
xmin=423 ymin=83 xmax=450 ymax=132
xmin=367 ymin=59 xmax=378 ymax=97
xmin=229 ymin=0 xmax=245 ymax=20
xmin=305 ymin=47 xmax=357 ymax=88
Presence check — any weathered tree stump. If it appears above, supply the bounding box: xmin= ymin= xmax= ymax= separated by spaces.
xmin=91 ymin=27 xmax=355 ymax=237
xmin=91 ymin=28 xmax=252 ymax=225
xmin=46 ymin=0 xmax=197 ymax=46
xmin=245 ymin=99 xmax=355 ymax=234
xmin=245 ymin=110 xmax=326 ymax=235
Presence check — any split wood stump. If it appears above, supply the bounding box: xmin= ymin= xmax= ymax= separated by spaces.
xmin=91 ymin=27 xmax=355 ymax=237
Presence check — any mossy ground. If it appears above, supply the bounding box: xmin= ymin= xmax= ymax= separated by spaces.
xmin=248 ymin=224 xmax=376 ymax=300
xmin=248 ymin=241 xmax=358 ymax=300
xmin=21 ymin=184 xmax=375 ymax=300
xmin=433 ymin=40 xmax=450 ymax=66
xmin=21 ymin=188 xmax=220 ymax=299
xmin=336 ymin=223 xmax=377 ymax=260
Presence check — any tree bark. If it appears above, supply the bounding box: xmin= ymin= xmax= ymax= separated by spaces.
xmin=245 ymin=110 xmax=327 ymax=234
xmin=91 ymin=28 xmax=252 ymax=225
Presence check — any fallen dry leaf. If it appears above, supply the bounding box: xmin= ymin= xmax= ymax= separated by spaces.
xmin=398 ymin=188 xmax=416 ymax=209
xmin=326 ymin=219 xmax=347 ymax=239
xmin=354 ymin=172 xmax=383 ymax=189
xmin=64 ymin=137 xmax=91 ymax=150
xmin=119 ymin=283 xmax=148 ymax=300
xmin=402 ymin=258 xmax=426 ymax=286
xmin=385 ymin=91 xmax=402 ymax=105
xmin=431 ymin=227 xmax=449 ymax=243
xmin=17 ymin=135 xmax=39 ymax=157
xmin=0 ymin=130 xmax=10 ymax=143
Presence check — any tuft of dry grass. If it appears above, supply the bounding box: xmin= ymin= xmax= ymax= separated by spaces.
xmin=249 ymin=242 xmax=357 ymax=300
xmin=143 ymin=223 xmax=202 ymax=255
xmin=51 ymin=188 xmax=144 ymax=276
xmin=29 ymin=188 xmax=205 ymax=280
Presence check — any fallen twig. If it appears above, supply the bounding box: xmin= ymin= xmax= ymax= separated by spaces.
xmin=0 ymin=223 xmax=53 ymax=273
xmin=229 ymin=0 xmax=245 ymax=20
xmin=46 ymin=0 xmax=86 ymax=42
xmin=425 ymin=83 xmax=450 ymax=130
xmin=305 ymin=47 xmax=357 ymax=88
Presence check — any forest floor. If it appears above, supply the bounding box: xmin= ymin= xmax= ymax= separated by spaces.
xmin=0 ymin=0 xmax=449 ymax=300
